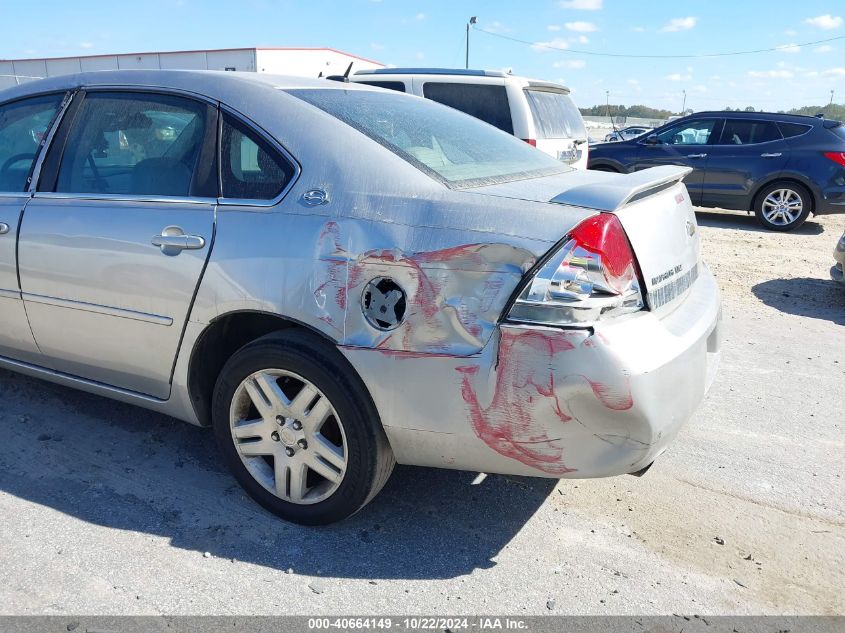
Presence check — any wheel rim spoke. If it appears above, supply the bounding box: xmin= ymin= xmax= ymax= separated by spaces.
xmin=232 ymin=417 xmax=273 ymax=440
xmin=237 ymin=438 xmax=278 ymax=457
xmin=305 ymin=451 xmax=343 ymax=484
xmin=276 ymin=460 xmax=308 ymax=502
xmin=311 ymin=434 xmax=346 ymax=471
xmin=284 ymin=383 xmax=318 ymax=420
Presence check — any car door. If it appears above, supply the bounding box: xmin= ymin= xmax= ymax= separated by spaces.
xmin=699 ymin=118 xmax=789 ymax=210
xmin=18 ymin=89 xmax=218 ymax=399
xmin=630 ymin=118 xmax=722 ymax=205
xmin=0 ymin=92 xmax=67 ymax=364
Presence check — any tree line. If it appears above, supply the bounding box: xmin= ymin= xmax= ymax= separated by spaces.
xmin=580 ymin=103 xmax=845 ymax=120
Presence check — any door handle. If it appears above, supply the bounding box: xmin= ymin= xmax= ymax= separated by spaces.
xmin=0 ymin=223 xmax=9 ymax=235
xmin=688 ymin=153 xmax=707 ymax=159
xmin=760 ymin=152 xmax=783 ymax=158
xmin=151 ymin=226 xmax=205 ymax=255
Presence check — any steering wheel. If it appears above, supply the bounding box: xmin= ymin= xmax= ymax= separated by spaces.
xmin=0 ymin=153 xmax=36 ymax=175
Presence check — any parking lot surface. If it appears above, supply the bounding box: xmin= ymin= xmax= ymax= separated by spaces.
xmin=1 ymin=210 xmax=843 ymax=615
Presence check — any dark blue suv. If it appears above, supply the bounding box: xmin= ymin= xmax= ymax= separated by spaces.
xmin=588 ymin=111 xmax=845 ymax=231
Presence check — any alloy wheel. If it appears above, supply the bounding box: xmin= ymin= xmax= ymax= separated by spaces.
xmin=229 ymin=369 xmax=347 ymax=505
xmin=761 ymin=188 xmax=803 ymax=226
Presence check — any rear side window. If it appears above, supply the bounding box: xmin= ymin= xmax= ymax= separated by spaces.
xmin=220 ymin=113 xmax=295 ymax=201
xmin=720 ymin=119 xmax=781 ymax=145
xmin=359 ymin=81 xmax=406 ymax=93
xmin=0 ymin=94 xmax=63 ymax=192
xmin=777 ymin=122 xmax=813 ymax=139
xmin=55 ymin=92 xmax=212 ymax=197
xmin=422 ymin=83 xmax=514 ymax=134
xmin=524 ymin=90 xmax=587 ymax=140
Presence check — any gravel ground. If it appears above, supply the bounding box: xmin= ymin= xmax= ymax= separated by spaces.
xmin=0 ymin=209 xmax=843 ymax=615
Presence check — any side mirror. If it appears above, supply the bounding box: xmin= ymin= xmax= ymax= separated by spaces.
xmin=643 ymin=134 xmax=660 ymax=146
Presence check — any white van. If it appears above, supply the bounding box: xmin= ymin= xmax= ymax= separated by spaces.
xmin=348 ymin=68 xmax=589 ymax=169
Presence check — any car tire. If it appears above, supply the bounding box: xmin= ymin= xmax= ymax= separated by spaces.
xmin=754 ymin=182 xmax=812 ymax=232
xmin=211 ymin=329 xmax=395 ymax=525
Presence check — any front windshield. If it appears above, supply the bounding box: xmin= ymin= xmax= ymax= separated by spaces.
xmin=287 ymin=88 xmax=568 ymax=188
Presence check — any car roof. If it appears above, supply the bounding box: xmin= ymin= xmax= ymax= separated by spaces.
xmin=352 ymin=67 xmax=571 ymax=93
xmin=0 ymin=69 xmax=379 ymax=104
xmin=680 ymin=110 xmax=832 ymax=125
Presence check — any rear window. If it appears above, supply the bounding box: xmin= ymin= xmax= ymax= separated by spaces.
xmin=359 ymin=81 xmax=406 ymax=93
xmin=826 ymin=122 xmax=845 ymax=142
xmin=287 ymin=88 xmax=566 ymax=188
xmin=719 ymin=119 xmax=781 ymax=145
xmin=778 ymin=122 xmax=813 ymax=139
xmin=524 ymin=89 xmax=587 ymax=140
xmin=421 ymin=83 xmax=514 ymax=135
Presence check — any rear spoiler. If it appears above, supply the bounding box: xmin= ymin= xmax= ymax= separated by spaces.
xmin=549 ymin=165 xmax=692 ymax=212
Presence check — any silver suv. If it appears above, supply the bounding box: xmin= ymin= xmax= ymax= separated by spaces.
xmin=0 ymin=71 xmax=721 ymax=524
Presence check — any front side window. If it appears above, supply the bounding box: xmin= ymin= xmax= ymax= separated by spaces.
xmin=422 ymin=83 xmax=514 ymax=135
xmin=0 ymin=94 xmax=63 ymax=192
xmin=287 ymin=88 xmax=566 ymax=188
xmin=55 ymin=92 xmax=210 ymax=197
xmin=719 ymin=119 xmax=781 ymax=145
xmin=654 ymin=119 xmax=718 ymax=145
xmin=220 ymin=113 xmax=295 ymax=200
xmin=524 ymin=89 xmax=587 ymax=140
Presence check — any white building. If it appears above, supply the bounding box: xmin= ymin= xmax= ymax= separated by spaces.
xmin=0 ymin=46 xmax=384 ymax=89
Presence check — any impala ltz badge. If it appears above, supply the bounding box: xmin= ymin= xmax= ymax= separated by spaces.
xmin=362 ymin=278 xmax=406 ymax=330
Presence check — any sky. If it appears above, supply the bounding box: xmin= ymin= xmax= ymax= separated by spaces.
xmin=1 ymin=0 xmax=843 ymax=112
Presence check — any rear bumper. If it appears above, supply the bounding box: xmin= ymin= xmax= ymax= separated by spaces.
xmin=817 ymin=185 xmax=845 ymax=215
xmin=342 ymin=264 xmax=722 ymax=479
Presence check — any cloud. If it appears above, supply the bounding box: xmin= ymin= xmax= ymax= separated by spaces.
xmin=415 ymin=51 xmax=425 ymax=60
xmin=80 ymin=42 xmax=93 ymax=49
xmin=415 ymin=12 xmax=425 ymax=21
xmin=747 ymin=69 xmax=794 ymax=78
xmin=627 ymin=79 xmax=639 ymax=85
xmin=485 ymin=21 xmax=511 ymax=33
xmin=804 ymin=14 xmax=843 ymax=30
xmin=660 ymin=17 xmax=697 ymax=32
xmin=369 ymin=42 xmax=384 ymax=51
xmin=665 ymin=73 xmax=692 ymax=81
xmin=631 ymin=26 xmax=645 ymax=32
xmin=559 ymin=0 xmax=602 ymax=9
xmin=553 ymin=59 xmax=586 ymax=69
xmin=565 ymin=21 xmax=598 ymax=32
xmin=822 ymin=67 xmax=845 ymax=77
xmin=784 ymin=29 xmax=798 ymax=36
xmin=776 ymin=43 xmax=801 ymax=54
xmin=531 ymin=38 xmax=570 ymax=52
xmin=575 ymin=35 xmax=589 ymax=44
xmin=547 ymin=24 xmax=561 ymax=31
xmin=815 ymin=44 xmax=834 ymax=53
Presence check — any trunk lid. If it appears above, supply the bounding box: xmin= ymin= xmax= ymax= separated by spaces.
xmin=471 ymin=166 xmax=701 ymax=315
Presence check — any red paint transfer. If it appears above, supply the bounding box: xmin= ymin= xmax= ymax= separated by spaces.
xmin=314 ymin=222 xmax=528 ymax=351
xmin=456 ymin=328 xmax=634 ymax=474
xmin=456 ymin=329 xmax=578 ymax=475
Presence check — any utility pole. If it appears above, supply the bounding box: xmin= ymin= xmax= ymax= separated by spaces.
xmin=830 ymin=90 xmax=835 ymax=106
xmin=605 ymin=90 xmax=610 ymax=119
xmin=682 ymin=89 xmax=687 ymax=114
xmin=466 ymin=16 xmax=478 ymax=69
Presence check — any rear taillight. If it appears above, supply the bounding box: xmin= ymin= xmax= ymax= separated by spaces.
xmin=522 ymin=138 xmax=537 ymax=146
xmin=507 ymin=213 xmax=644 ymax=327
xmin=824 ymin=152 xmax=845 ymax=167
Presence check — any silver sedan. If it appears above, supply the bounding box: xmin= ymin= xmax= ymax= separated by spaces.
xmin=833 ymin=229 xmax=845 ymax=284
xmin=0 ymin=71 xmax=721 ymax=524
